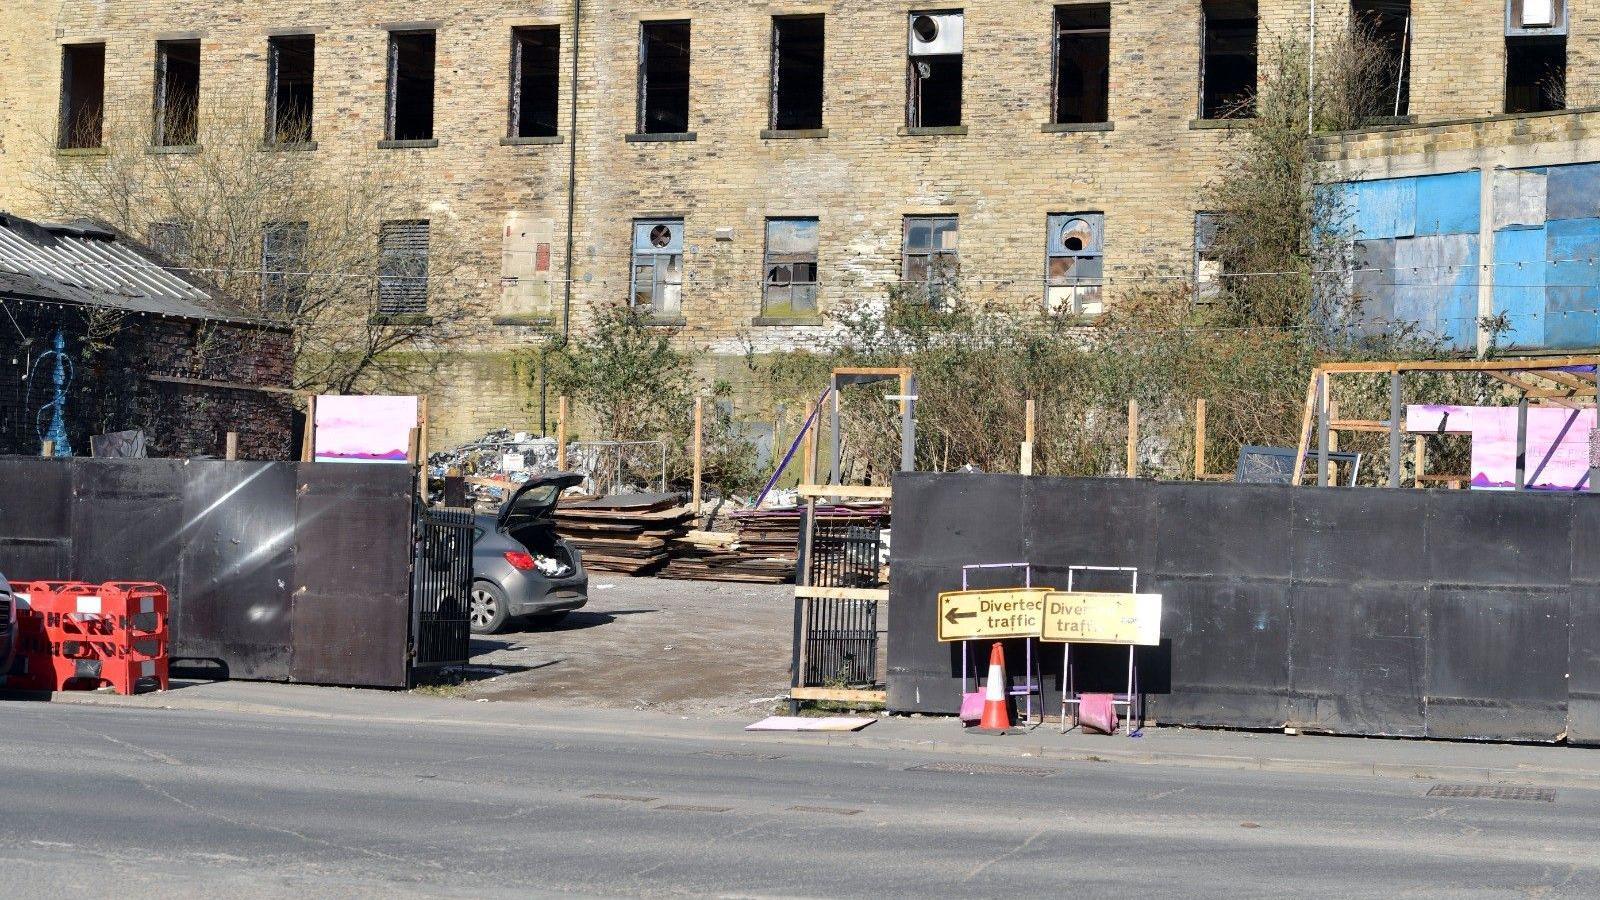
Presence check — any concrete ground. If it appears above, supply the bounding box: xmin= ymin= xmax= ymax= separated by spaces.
xmin=6 ymin=688 xmax=1600 ymax=898
xmin=455 ymin=575 xmax=796 ymax=715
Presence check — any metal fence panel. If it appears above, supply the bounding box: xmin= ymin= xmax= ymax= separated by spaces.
xmin=412 ymin=507 xmax=474 ymax=672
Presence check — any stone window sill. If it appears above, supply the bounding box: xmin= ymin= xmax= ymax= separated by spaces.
xmin=370 ymin=313 xmax=434 ymax=326
xmin=899 ymin=125 xmax=968 ymax=137
xmin=753 ymin=315 xmax=824 ymax=326
xmin=626 ymin=132 xmax=697 ymax=143
xmin=640 ymin=315 xmax=687 ymax=326
xmin=1189 ymin=117 xmax=1256 ymax=130
xmin=377 ymin=138 xmax=439 ymax=149
xmin=761 ymin=128 xmax=829 ymax=140
xmin=492 ymin=315 xmax=555 ymax=326
xmin=56 ymin=146 xmax=108 ymax=157
xmin=1041 ymin=122 xmax=1114 ymax=133
xmin=261 ymin=140 xmax=318 ymax=152
xmin=501 ymin=135 xmax=565 ymax=146
xmin=149 ymin=144 xmax=200 ymax=154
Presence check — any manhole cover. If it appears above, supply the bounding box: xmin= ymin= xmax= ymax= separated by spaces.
xmin=907 ymin=762 xmax=1056 ymax=777
xmin=1427 ymin=784 xmax=1555 ymax=802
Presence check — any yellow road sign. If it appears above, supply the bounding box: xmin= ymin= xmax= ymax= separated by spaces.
xmin=1041 ymin=592 xmax=1163 ymax=646
xmin=936 ymin=588 xmax=1051 ymax=642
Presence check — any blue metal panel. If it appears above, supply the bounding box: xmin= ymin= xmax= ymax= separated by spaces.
xmin=1543 ymin=217 xmax=1600 ymax=348
xmin=1414 ymin=172 xmax=1481 ymax=236
xmin=1492 ymin=227 xmax=1547 ymax=348
xmin=1352 ymin=178 xmax=1417 ymax=240
xmin=1544 ymin=163 xmax=1600 ymax=221
xmin=1392 ymin=234 xmax=1477 ymax=351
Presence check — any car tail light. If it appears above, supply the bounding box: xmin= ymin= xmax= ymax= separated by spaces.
xmin=504 ymin=551 xmax=536 ymax=571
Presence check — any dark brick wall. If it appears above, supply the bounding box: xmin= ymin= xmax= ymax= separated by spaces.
xmin=0 ymin=302 xmax=295 ymax=460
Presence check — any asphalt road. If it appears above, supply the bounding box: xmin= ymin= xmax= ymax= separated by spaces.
xmin=3 ymin=702 xmax=1598 ymax=898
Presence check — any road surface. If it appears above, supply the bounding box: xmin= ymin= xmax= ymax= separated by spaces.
xmin=2 ymin=701 xmax=1597 ymax=898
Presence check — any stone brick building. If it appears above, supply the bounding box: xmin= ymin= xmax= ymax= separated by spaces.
xmin=2 ymin=0 xmax=1596 ymax=442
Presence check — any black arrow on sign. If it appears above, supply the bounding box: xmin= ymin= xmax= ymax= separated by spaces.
xmin=944 ymin=608 xmax=977 ymax=625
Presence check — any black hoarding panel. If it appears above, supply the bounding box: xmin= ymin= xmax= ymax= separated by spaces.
xmin=174 ymin=461 xmax=297 ymax=680
xmin=886 ymin=560 xmax=968 ymax=714
xmin=1023 ymin=477 xmax=1154 ymax=566
xmin=1567 ymin=587 xmax=1600 ymax=745
xmin=890 ymin=473 xmax=1027 ymax=564
xmin=0 ymin=460 xmax=72 ymax=580
xmin=1290 ymin=487 xmax=1427 ymax=584
xmin=290 ymin=463 xmax=414 ymax=688
xmin=1425 ymin=586 xmax=1569 ymax=741
xmin=69 ymin=459 xmax=186 ymax=588
xmin=1151 ymin=482 xmax=1292 ymax=579
xmin=1425 ymin=491 xmax=1573 ymax=587
xmin=1289 ymin=582 xmax=1426 ymax=737
xmin=1149 ymin=575 xmax=1293 ymax=729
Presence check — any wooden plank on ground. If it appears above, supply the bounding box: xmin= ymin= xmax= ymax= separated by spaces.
xmin=789 ymin=687 xmax=887 ymax=704
xmin=796 ymin=484 xmax=893 ymax=500
xmin=793 ymin=586 xmax=889 ymax=601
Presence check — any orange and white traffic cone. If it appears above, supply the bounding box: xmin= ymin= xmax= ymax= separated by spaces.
xmin=976 ymin=642 xmax=1012 ymax=734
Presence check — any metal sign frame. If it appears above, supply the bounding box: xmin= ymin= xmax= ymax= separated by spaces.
xmin=959 ymin=563 xmax=1041 ymax=728
xmin=1059 ymin=565 xmax=1140 ymax=736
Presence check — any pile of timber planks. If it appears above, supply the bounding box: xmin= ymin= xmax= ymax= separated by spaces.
xmin=553 ymin=493 xmax=693 ymax=575
xmin=656 ymin=504 xmax=888 ymax=584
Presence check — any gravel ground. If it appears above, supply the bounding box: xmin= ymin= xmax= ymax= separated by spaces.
xmin=454 ymin=574 xmax=796 ymax=716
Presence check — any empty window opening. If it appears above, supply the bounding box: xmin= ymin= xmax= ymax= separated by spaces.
xmin=631 ymin=219 xmax=684 ymax=317
xmin=1194 ymin=212 xmax=1224 ymax=303
xmin=1506 ymin=36 xmax=1565 ymax=113
xmin=639 ymin=21 xmax=691 ymax=134
xmin=154 ymin=40 xmax=200 ymax=147
xmin=764 ymin=218 xmax=819 ymax=317
xmin=903 ymin=215 xmax=959 ymax=305
xmin=267 ymin=35 xmax=315 ymax=144
xmin=378 ymin=220 xmax=430 ymax=315
xmin=1046 ymin=213 xmax=1104 ymax=315
xmin=771 ymin=16 xmax=825 ymax=131
xmin=1053 ymin=5 xmax=1110 ymax=124
xmin=1201 ymin=0 xmax=1257 ymax=119
xmin=387 ymin=30 xmax=436 ymax=141
xmin=907 ymin=11 xmax=963 ymax=128
xmin=511 ymin=26 xmax=560 ymax=138
xmin=1351 ymin=0 xmax=1410 ymax=117
xmin=59 ymin=43 xmax=106 ymax=149
xmin=148 ymin=222 xmax=192 ymax=265
xmin=262 ymin=221 xmax=309 ymax=315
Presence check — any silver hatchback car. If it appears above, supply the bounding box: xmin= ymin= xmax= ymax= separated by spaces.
xmin=469 ymin=473 xmax=588 ymax=634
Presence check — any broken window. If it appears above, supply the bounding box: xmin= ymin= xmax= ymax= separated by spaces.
xmin=907 ymin=11 xmax=963 ymax=128
xmin=1194 ymin=212 xmax=1224 ymax=303
xmin=1351 ymin=0 xmax=1410 ymax=117
xmin=1053 ymin=5 xmax=1110 ymax=124
xmin=763 ymin=218 xmax=819 ymax=317
xmin=262 ymin=221 xmax=309 ymax=315
xmin=511 ymin=26 xmax=560 ymax=138
xmin=59 ymin=43 xmax=106 ymax=149
xmin=386 ymin=30 xmax=436 ymax=142
xmin=1506 ymin=36 xmax=1566 ymax=113
xmin=153 ymin=40 xmax=200 ymax=147
xmin=1046 ymin=213 xmax=1104 ymax=315
xmin=378 ymin=220 xmax=430 ymax=316
xmin=771 ymin=16 xmax=825 ymax=131
xmin=638 ymin=21 xmax=691 ymax=134
xmin=903 ymin=215 xmax=959 ymax=305
xmin=267 ymin=35 xmax=315 ymax=145
xmin=1201 ymin=0 xmax=1257 ymax=119
xmin=631 ymin=219 xmax=684 ymax=317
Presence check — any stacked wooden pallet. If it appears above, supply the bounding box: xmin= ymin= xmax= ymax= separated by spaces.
xmin=658 ymin=530 xmax=796 ymax=583
xmin=553 ymin=493 xmax=693 ymax=575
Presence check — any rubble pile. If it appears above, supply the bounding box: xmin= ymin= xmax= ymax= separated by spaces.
xmin=428 ymin=429 xmax=574 ymax=509
xmin=552 ymin=493 xmax=694 ymax=575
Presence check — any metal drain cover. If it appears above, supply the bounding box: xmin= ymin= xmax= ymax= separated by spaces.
xmin=907 ymin=762 xmax=1056 ymax=777
xmin=1427 ymin=784 xmax=1555 ymax=802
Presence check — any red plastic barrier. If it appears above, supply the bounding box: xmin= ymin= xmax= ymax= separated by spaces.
xmin=6 ymin=581 xmax=170 ymax=694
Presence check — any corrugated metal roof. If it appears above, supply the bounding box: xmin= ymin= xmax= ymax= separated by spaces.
xmin=0 ymin=212 xmax=259 ymax=322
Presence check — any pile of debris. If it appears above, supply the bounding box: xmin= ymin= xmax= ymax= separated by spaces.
xmin=553 ymin=493 xmax=693 ymax=575
xmin=429 ymin=429 xmax=576 ymax=509
xmin=657 ymin=504 xmax=888 ymax=585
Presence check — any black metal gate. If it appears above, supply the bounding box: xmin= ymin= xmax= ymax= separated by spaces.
xmin=809 ymin=521 xmax=882 ymax=588
xmin=802 ymin=597 xmax=879 ymax=687
xmin=411 ymin=506 xmax=475 ymax=678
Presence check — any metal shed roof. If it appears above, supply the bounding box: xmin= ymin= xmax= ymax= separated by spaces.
xmin=0 ymin=212 xmax=259 ymax=323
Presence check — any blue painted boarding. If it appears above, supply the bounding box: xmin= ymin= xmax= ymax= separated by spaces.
xmin=1414 ymin=171 xmax=1481 ymax=236
xmin=1492 ymin=226 xmax=1547 ymax=348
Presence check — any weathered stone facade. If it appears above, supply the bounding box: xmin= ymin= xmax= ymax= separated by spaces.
xmin=1 ymin=0 xmax=1589 ymax=442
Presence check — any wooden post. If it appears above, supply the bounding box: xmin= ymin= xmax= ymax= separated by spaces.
xmin=40 ymin=440 xmax=53 ymax=458
xmin=691 ymin=396 xmax=704 ymax=515
xmin=417 ymin=396 xmax=430 ymax=501
xmin=1326 ymin=400 xmax=1340 ymax=487
xmin=807 ymin=395 xmax=823 ymax=484
xmin=1194 ymin=398 xmax=1207 ymax=478
xmin=801 ymin=400 xmax=816 ymax=485
xmin=556 ymin=395 xmax=568 ymax=471
xmin=1290 ymin=371 xmax=1319 ymax=485
xmin=224 ymin=432 xmax=239 ymax=461
xmin=1126 ymin=399 xmax=1139 ymax=478
xmin=301 ymin=394 xmax=317 ymax=463
xmin=1020 ymin=398 xmax=1035 ymax=476
xmin=406 ymin=427 xmax=420 ymax=464
xmin=1414 ymin=436 xmax=1426 ymax=489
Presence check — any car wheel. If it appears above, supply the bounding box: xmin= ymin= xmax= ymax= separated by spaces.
xmin=469 ymin=583 xmax=510 ymax=635
xmin=529 ymin=611 xmax=570 ymax=628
